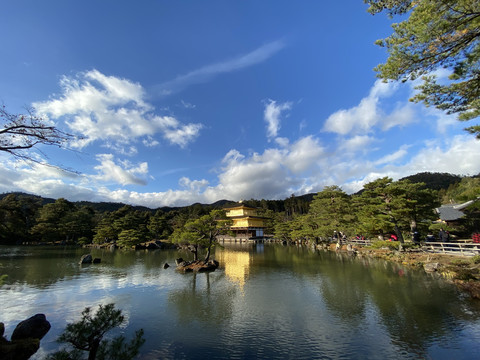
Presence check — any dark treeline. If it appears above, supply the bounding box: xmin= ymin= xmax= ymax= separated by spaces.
xmin=0 ymin=172 xmax=478 ymax=246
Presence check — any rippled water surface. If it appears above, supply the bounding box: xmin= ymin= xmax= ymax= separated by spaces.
xmin=1 ymin=244 xmax=480 ymax=359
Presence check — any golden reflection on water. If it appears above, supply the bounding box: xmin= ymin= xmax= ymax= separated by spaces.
xmin=216 ymin=248 xmax=252 ymax=291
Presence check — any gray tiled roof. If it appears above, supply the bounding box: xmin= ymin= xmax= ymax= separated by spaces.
xmin=436 ymin=205 xmax=465 ymax=221
xmin=436 ymin=197 xmax=480 ymax=221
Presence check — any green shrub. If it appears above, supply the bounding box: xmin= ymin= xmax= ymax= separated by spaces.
xmin=401 ymin=243 xmax=420 ymax=250
xmin=471 ymin=255 xmax=480 ymax=264
xmin=450 ymin=259 xmax=470 ymax=267
xmin=451 ymin=268 xmax=479 ymax=281
xmin=77 ymin=237 xmax=91 ymax=245
xmin=369 ymin=240 xmax=401 ymax=250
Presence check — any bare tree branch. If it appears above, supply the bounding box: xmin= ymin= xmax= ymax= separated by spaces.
xmin=0 ymin=105 xmax=80 ymax=172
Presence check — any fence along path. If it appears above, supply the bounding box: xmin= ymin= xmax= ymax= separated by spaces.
xmin=348 ymin=239 xmax=372 ymax=246
xmin=423 ymin=242 xmax=480 ymax=256
xmin=346 ymin=238 xmax=480 ymax=257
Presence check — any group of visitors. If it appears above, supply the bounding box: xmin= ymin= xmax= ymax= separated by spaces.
xmin=389 ymin=233 xmax=398 ymax=241
xmin=333 ymin=231 xmax=347 ymax=243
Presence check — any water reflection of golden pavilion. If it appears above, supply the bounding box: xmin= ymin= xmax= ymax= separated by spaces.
xmin=217 ymin=249 xmax=251 ymax=290
xmin=221 ymin=204 xmax=268 ymax=242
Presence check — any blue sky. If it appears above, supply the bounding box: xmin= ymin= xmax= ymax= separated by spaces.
xmin=1 ymin=1 xmax=479 ymax=208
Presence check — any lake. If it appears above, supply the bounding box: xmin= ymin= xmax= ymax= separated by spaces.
xmin=1 ymin=244 xmax=480 ymax=359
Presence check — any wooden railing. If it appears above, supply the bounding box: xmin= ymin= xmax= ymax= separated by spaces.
xmin=423 ymin=242 xmax=480 ymax=256
xmin=347 ymin=239 xmax=372 ymax=246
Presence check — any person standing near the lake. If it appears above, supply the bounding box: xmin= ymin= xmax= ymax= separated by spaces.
xmin=412 ymin=231 xmax=421 ymax=243
xmin=333 ymin=231 xmax=339 ymax=243
xmin=439 ymin=228 xmax=448 ymax=242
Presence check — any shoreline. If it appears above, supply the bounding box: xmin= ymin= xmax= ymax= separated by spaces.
xmin=331 ymin=243 xmax=480 ymax=300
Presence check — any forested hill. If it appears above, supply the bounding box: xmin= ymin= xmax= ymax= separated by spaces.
xmin=0 ymin=191 xmax=315 ymax=215
xmin=0 ymin=192 xmax=156 ymax=213
xmin=400 ymin=172 xmax=463 ymax=190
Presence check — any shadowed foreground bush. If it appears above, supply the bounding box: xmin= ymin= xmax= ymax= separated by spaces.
xmin=47 ymin=304 xmax=144 ymax=360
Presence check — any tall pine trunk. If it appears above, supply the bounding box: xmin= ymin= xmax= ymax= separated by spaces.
xmin=88 ymin=338 xmax=100 ymax=360
xmin=204 ymin=236 xmax=213 ymax=263
xmin=192 ymin=244 xmax=198 ymax=261
xmin=394 ymin=224 xmax=404 ymax=243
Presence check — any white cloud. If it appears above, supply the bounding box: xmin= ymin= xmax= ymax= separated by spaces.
xmin=382 ymin=103 xmax=417 ymax=131
xmin=263 ymin=99 xmax=292 ymax=140
xmin=180 ymin=100 xmax=196 ymax=109
xmin=374 ymin=145 xmax=409 ymax=166
xmin=275 ymin=137 xmax=290 ymax=147
xmin=338 ymin=135 xmax=480 ymax=193
xmin=284 ymin=136 xmax=323 ymax=174
xmin=33 ymin=70 xmax=202 ymax=149
xmin=142 ymin=137 xmax=160 ymax=147
xmin=222 ymin=149 xmax=245 ymax=163
xmin=323 ymin=80 xmax=398 ymax=135
xmin=214 ymin=148 xmax=296 ymax=200
xmin=339 ymin=135 xmax=376 ymax=154
xmin=93 ymin=154 xmax=148 ymax=186
xmin=211 ymin=136 xmax=324 ymax=201
xmin=425 ymin=107 xmax=458 ymax=134
xmin=155 ymin=40 xmax=286 ymax=95
xmin=0 ymin=160 xmax=22 ymax=192
xmin=98 ymin=188 xmax=203 ymax=208
xmin=163 ymin=123 xmax=204 ymax=149
xmin=0 ymin=157 xmax=98 ymax=201
xmin=179 ymin=177 xmax=209 ymax=192
xmin=400 ymin=135 xmax=480 ymax=175
xmin=103 ymin=143 xmax=138 ymax=157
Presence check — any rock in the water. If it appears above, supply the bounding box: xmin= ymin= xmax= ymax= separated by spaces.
xmin=93 ymin=258 xmax=101 ymax=264
xmin=176 ymin=259 xmax=219 ymax=273
xmin=175 ymin=258 xmax=184 ymax=266
xmin=197 ymin=260 xmax=219 ymax=272
xmin=11 ymin=314 xmax=51 ymax=341
xmin=146 ymin=242 xmax=159 ymax=250
xmin=424 ymin=262 xmax=439 ymax=272
xmin=0 ymin=315 xmax=50 ymax=360
xmin=456 ymin=280 xmax=480 ymax=299
xmin=79 ymin=254 xmax=93 ymax=264
xmin=0 ymin=338 xmax=40 ymax=360
xmin=164 ymin=263 xmax=170 ymax=269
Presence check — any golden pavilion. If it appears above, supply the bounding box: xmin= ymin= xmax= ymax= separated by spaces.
xmin=223 ymin=204 xmax=268 ymax=239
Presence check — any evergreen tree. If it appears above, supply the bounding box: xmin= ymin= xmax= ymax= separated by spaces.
xmin=170 ymin=210 xmax=231 ymax=262
xmin=30 ymin=198 xmax=76 ymax=242
xmin=93 ymin=212 xmax=117 ymax=244
xmin=93 ymin=206 xmax=151 ymax=246
xmin=274 ymin=218 xmax=293 ymax=243
xmin=309 ymin=186 xmax=355 ymax=240
xmin=49 ymin=303 xmax=144 ymax=360
xmin=354 ymin=178 xmax=438 ymax=242
xmin=147 ymin=210 xmax=172 ymax=239
xmin=0 ymin=193 xmax=41 ymax=244
xmin=366 ymin=0 xmax=480 ymax=137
